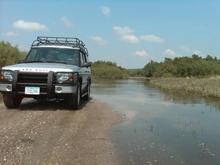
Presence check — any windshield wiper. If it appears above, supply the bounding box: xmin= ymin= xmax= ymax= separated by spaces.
xmin=44 ymin=61 xmax=68 ymax=64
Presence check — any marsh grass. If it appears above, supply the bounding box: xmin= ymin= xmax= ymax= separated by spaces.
xmin=149 ymin=77 xmax=220 ymax=98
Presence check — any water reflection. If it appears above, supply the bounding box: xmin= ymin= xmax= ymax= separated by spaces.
xmin=92 ymin=79 xmax=220 ymax=165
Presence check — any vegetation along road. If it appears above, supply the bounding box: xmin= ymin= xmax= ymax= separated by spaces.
xmin=148 ymin=77 xmax=220 ymax=98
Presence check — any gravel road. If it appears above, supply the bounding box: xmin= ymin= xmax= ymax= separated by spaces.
xmin=0 ymin=98 xmax=121 ymax=165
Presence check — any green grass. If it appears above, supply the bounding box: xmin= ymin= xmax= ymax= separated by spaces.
xmin=149 ymin=77 xmax=220 ymax=98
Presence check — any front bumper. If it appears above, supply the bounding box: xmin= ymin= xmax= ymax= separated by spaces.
xmin=55 ymin=85 xmax=77 ymax=94
xmin=0 ymin=84 xmax=12 ymax=92
xmin=0 ymin=84 xmax=77 ymax=94
xmin=0 ymin=71 xmax=78 ymax=96
xmin=0 ymin=84 xmax=77 ymax=95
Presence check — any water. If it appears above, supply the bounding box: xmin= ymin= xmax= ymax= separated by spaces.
xmin=92 ymin=79 xmax=220 ymax=165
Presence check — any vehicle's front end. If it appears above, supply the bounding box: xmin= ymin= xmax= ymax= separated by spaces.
xmin=0 ymin=63 xmax=79 ymax=107
xmin=0 ymin=36 xmax=91 ymax=109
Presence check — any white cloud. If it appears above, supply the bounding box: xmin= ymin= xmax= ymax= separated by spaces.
xmin=13 ymin=20 xmax=48 ymax=31
xmin=192 ymin=50 xmax=206 ymax=57
xmin=18 ymin=44 xmax=29 ymax=51
xmin=113 ymin=26 xmax=133 ymax=35
xmin=140 ymin=34 xmax=164 ymax=43
xmin=122 ymin=35 xmax=139 ymax=43
xmin=5 ymin=31 xmax=17 ymax=37
xmin=163 ymin=49 xmax=176 ymax=57
xmin=135 ymin=50 xmax=150 ymax=58
xmin=60 ymin=16 xmax=72 ymax=28
xmin=113 ymin=26 xmax=139 ymax=44
xmin=113 ymin=26 xmax=164 ymax=44
xmin=90 ymin=36 xmax=106 ymax=45
xmin=179 ymin=46 xmax=203 ymax=56
xmin=101 ymin=6 xmax=111 ymax=16
xmin=192 ymin=50 xmax=201 ymax=55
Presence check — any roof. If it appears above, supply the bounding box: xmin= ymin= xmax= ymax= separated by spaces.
xmin=32 ymin=45 xmax=80 ymax=50
xmin=32 ymin=36 xmax=88 ymax=55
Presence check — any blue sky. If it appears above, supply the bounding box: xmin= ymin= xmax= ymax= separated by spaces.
xmin=0 ymin=0 xmax=219 ymax=68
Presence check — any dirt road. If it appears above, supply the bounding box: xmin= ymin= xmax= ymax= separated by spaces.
xmin=0 ymin=98 xmax=122 ymax=165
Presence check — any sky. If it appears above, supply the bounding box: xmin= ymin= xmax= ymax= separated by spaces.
xmin=0 ymin=0 xmax=219 ymax=68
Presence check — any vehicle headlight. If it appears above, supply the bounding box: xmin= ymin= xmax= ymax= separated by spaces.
xmin=56 ymin=72 xmax=77 ymax=84
xmin=0 ymin=70 xmax=14 ymax=82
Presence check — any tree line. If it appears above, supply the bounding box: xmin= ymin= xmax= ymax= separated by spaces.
xmin=0 ymin=41 xmax=26 ymax=68
xmin=144 ymin=55 xmax=220 ymax=77
xmin=91 ymin=61 xmax=129 ymax=79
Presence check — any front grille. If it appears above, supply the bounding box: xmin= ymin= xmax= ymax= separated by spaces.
xmin=16 ymin=72 xmax=49 ymax=94
xmin=17 ymin=72 xmax=48 ymax=84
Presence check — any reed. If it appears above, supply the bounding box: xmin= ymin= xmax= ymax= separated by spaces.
xmin=149 ymin=77 xmax=220 ymax=98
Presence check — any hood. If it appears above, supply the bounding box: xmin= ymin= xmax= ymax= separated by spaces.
xmin=2 ymin=63 xmax=79 ymax=73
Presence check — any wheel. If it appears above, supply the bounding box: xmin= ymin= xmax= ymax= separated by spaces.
xmin=3 ymin=94 xmax=22 ymax=109
xmin=67 ymin=83 xmax=81 ymax=110
xmin=84 ymin=84 xmax=90 ymax=101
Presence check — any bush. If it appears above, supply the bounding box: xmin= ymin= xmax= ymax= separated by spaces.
xmin=91 ymin=61 xmax=128 ymax=79
xmin=0 ymin=41 xmax=26 ymax=68
xmin=144 ymin=55 xmax=220 ymax=77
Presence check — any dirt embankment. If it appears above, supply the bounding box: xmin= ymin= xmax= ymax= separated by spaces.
xmin=0 ymin=99 xmax=122 ymax=165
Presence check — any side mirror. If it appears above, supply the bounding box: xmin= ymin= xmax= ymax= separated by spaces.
xmin=82 ymin=62 xmax=91 ymax=68
xmin=87 ymin=62 xmax=92 ymax=67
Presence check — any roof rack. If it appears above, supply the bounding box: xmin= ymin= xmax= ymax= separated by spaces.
xmin=32 ymin=36 xmax=88 ymax=55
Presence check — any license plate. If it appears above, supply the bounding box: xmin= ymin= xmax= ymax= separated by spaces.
xmin=25 ymin=87 xmax=40 ymax=95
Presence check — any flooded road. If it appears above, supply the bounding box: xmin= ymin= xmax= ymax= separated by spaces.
xmin=92 ymin=80 xmax=220 ymax=165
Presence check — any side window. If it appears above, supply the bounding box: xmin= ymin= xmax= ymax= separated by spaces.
xmin=80 ymin=52 xmax=85 ymax=65
xmin=83 ymin=54 xmax=87 ymax=63
xmin=85 ymin=55 xmax=89 ymax=63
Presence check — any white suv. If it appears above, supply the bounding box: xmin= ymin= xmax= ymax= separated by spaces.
xmin=0 ymin=36 xmax=91 ymax=109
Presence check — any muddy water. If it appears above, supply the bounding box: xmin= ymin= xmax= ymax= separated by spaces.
xmin=92 ymin=80 xmax=220 ymax=165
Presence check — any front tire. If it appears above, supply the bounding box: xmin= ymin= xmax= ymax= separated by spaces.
xmin=84 ymin=84 xmax=90 ymax=101
xmin=3 ymin=94 xmax=22 ymax=109
xmin=67 ymin=83 xmax=81 ymax=110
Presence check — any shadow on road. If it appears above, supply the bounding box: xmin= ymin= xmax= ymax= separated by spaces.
xmin=18 ymin=97 xmax=92 ymax=111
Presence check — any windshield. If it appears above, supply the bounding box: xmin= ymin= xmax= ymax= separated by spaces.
xmin=25 ymin=47 xmax=79 ymax=65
